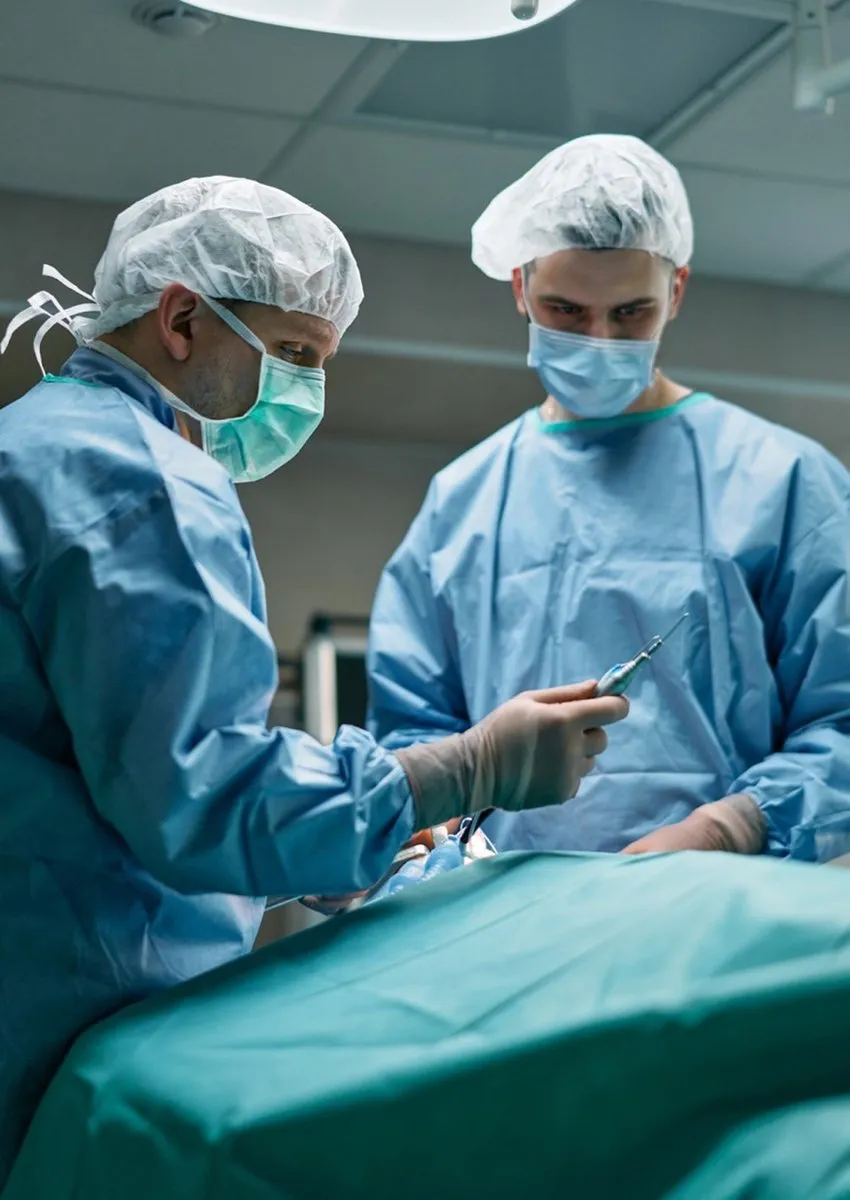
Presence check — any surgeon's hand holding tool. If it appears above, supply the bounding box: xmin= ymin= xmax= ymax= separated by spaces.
xmin=461 ymin=614 xmax=688 ymax=843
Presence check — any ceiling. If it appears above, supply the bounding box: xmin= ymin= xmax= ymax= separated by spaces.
xmin=3 ymin=0 xmax=850 ymax=291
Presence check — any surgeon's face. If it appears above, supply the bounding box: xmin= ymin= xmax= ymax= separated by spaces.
xmin=156 ymin=286 xmax=339 ymax=423
xmin=512 ymin=249 xmax=688 ymax=341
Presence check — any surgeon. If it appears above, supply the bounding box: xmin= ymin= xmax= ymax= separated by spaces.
xmin=0 ymin=176 xmax=629 ymax=1181
xmin=368 ymin=134 xmax=850 ymax=865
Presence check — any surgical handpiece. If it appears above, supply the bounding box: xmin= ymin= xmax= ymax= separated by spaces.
xmin=461 ymin=614 xmax=687 ymax=842
xmin=594 ymin=611 xmax=689 ymax=698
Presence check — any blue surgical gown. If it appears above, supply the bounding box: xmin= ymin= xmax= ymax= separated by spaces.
xmin=369 ymin=393 xmax=850 ymax=861
xmin=0 ymin=348 xmax=415 ymax=1181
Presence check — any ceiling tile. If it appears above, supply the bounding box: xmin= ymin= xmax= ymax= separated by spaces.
xmin=270 ymin=124 xmax=546 ymax=242
xmin=360 ymin=0 xmax=776 ymax=140
xmin=669 ymin=13 xmax=850 ymax=186
xmin=264 ymin=125 xmax=850 ymax=289
xmin=2 ymin=0 xmax=849 ymax=296
xmin=682 ymin=164 xmax=850 ymax=284
xmin=0 ymin=0 xmax=365 ymax=116
xmin=0 ymin=79 xmax=299 ymax=203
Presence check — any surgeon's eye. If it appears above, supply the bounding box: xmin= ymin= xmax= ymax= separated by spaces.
xmin=277 ymin=344 xmax=304 ymax=363
xmin=614 ymin=304 xmax=652 ymax=321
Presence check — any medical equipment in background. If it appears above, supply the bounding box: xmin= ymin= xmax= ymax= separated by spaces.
xmin=594 ymin=612 xmax=689 ymax=698
xmin=794 ymin=0 xmax=850 ymax=112
xmin=191 ymin=0 xmax=576 ymax=41
xmin=302 ymin=615 xmax=369 ymax=745
xmin=267 ymin=656 xmax=301 ymax=731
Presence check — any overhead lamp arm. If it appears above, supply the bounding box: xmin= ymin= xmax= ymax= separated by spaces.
xmin=793 ymin=0 xmax=847 ymax=111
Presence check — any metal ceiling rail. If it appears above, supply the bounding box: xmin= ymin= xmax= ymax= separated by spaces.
xmin=649 ymin=0 xmax=850 ymax=147
xmin=649 ymin=0 xmax=792 ymax=20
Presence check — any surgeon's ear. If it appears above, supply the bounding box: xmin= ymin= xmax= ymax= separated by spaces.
xmin=667 ymin=267 xmax=690 ymax=322
xmin=511 ymin=267 xmax=528 ymax=318
xmin=156 ymin=284 xmax=203 ymax=362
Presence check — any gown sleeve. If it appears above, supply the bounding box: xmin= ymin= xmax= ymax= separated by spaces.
xmin=23 ymin=468 xmax=416 ymax=898
xmin=730 ymin=455 xmax=850 ymax=862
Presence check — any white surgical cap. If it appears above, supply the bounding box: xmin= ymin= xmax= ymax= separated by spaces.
xmin=73 ymin=176 xmax=363 ymax=341
xmin=471 ymin=135 xmax=693 ymax=280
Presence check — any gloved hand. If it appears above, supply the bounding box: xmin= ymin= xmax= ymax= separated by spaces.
xmin=299 ymin=822 xmax=466 ymax=916
xmin=621 ymin=794 xmax=766 ymax=856
xmin=367 ymin=837 xmax=467 ymax=903
xmin=396 ymin=681 xmax=628 ymax=830
xmin=300 ymin=820 xmax=482 ymax=916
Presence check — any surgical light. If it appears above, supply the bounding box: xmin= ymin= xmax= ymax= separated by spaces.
xmin=193 ymin=0 xmax=578 ymax=42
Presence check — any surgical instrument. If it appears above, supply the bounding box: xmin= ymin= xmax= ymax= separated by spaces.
xmin=459 ymin=808 xmax=495 ymax=845
xmin=594 ymin=611 xmax=689 ymax=697
xmin=458 ymin=616 xmax=687 ymax=846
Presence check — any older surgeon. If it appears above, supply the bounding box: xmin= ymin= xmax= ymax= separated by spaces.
xmin=0 ymin=176 xmax=628 ymax=1180
xmin=368 ymin=134 xmax=850 ymax=864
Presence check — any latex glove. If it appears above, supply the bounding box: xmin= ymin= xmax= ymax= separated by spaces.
xmin=622 ymin=795 xmax=766 ymax=856
xmin=396 ymin=681 xmax=628 ymax=829
xmin=368 ymin=837 xmax=466 ymax=903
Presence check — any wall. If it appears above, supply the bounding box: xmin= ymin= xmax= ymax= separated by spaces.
xmin=239 ymin=435 xmax=449 ymax=652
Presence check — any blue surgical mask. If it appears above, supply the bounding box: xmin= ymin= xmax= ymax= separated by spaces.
xmin=528 ymin=322 xmax=660 ymax=419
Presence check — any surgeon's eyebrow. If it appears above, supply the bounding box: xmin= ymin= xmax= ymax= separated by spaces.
xmin=537 ymin=292 xmax=659 ymax=307
xmin=537 ymin=292 xmax=586 ymax=307
xmin=611 ymin=296 xmax=658 ymax=308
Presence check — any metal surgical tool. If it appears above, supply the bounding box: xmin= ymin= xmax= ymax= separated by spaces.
xmin=594 ymin=611 xmax=689 ymax=698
